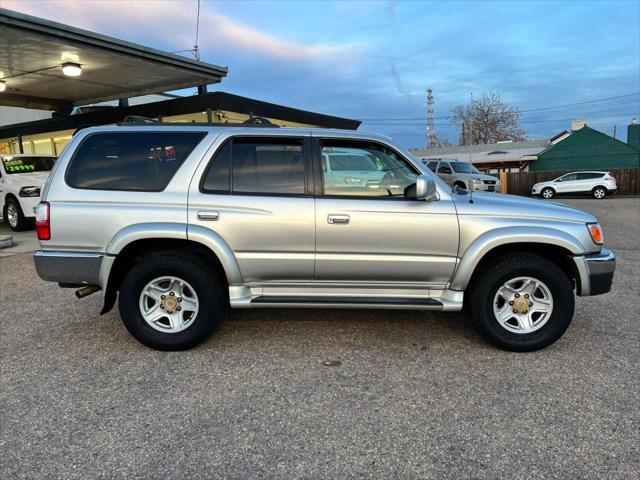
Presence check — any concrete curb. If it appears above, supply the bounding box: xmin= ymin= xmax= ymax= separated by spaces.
xmin=0 ymin=235 xmax=14 ymax=249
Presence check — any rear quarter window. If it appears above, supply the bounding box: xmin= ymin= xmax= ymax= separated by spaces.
xmin=66 ymin=131 xmax=206 ymax=191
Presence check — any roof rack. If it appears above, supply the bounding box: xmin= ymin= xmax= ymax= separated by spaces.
xmin=117 ymin=115 xmax=280 ymax=128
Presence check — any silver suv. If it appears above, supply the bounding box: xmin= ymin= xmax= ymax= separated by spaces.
xmin=424 ymin=158 xmax=501 ymax=192
xmin=34 ymin=125 xmax=615 ymax=352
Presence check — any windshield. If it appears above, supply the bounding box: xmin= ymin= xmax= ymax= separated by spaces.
xmin=451 ymin=161 xmax=481 ymax=174
xmin=2 ymin=156 xmax=56 ymax=174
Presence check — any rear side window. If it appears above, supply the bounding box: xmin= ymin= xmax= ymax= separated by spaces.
xmin=201 ymin=137 xmax=305 ymax=195
xmin=577 ymin=172 xmax=604 ymax=180
xmin=66 ymin=132 xmax=206 ymax=191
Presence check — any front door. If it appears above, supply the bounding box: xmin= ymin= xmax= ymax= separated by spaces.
xmin=436 ymin=161 xmax=454 ymax=186
xmin=188 ymin=135 xmax=315 ymax=283
xmin=554 ymin=173 xmax=578 ymax=193
xmin=313 ymin=139 xmax=459 ymax=286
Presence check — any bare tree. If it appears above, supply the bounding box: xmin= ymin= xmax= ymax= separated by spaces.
xmin=452 ymin=92 xmax=526 ymax=145
xmin=433 ymin=133 xmax=453 ymax=148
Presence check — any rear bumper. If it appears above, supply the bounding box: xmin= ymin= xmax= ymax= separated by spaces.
xmin=34 ymin=250 xmax=103 ymax=286
xmin=573 ymin=248 xmax=615 ymax=296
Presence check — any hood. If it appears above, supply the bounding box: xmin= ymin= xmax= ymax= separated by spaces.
xmin=477 ymin=173 xmax=499 ymax=181
xmin=452 ymin=191 xmax=597 ymax=223
xmin=6 ymin=171 xmax=50 ymax=188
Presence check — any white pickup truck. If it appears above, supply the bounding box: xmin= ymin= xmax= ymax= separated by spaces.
xmin=1 ymin=154 xmax=56 ymax=231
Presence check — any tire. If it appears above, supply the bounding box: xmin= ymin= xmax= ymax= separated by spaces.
xmin=3 ymin=198 xmax=31 ymax=231
xmin=467 ymin=254 xmax=575 ymax=352
xmin=592 ymin=186 xmax=607 ymax=199
xmin=118 ymin=255 xmax=226 ymax=350
xmin=541 ymin=187 xmax=555 ymax=199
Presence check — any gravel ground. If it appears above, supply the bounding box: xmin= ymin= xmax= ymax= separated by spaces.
xmin=1 ymin=197 xmax=638 ymax=479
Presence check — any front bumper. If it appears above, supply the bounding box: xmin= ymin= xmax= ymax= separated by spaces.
xmin=19 ymin=196 xmax=41 ymax=218
xmin=573 ymin=248 xmax=616 ymax=296
xmin=34 ymin=250 xmax=104 ymax=286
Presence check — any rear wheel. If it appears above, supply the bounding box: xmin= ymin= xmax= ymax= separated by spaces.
xmin=3 ymin=198 xmax=30 ymax=231
xmin=468 ymin=254 xmax=574 ymax=351
xmin=541 ymin=187 xmax=555 ymax=199
xmin=118 ymin=255 xmax=226 ymax=350
xmin=592 ymin=186 xmax=607 ymax=199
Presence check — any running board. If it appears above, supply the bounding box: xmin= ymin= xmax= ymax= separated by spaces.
xmin=249 ymin=295 xmax=444 ymax=310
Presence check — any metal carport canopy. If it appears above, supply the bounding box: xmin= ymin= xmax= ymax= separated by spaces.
xmin=0 ymin=8 xmax=228 ymax=110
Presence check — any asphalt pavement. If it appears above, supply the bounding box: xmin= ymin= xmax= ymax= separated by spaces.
xmin=1 ymin=197 xmax=638 ymax=479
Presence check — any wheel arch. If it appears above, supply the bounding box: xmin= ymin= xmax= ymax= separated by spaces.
xmin=450 ymin=227 xmax=583 ymax=291
xmin=100 ymin=223 xmax=243 ymax=314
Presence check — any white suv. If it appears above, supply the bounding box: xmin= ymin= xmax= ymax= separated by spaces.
xmin=0 ymin=154 xmax=56 ymax=231
xmin=532 ymin=171 xmax=617 ymax=200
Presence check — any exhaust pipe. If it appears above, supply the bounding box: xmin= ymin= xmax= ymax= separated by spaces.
xmin=75 ymin=285 xmax=101 ymax=299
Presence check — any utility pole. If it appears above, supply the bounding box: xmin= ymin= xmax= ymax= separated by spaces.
xmin=427 ymin=88 xmax=436 ymax=148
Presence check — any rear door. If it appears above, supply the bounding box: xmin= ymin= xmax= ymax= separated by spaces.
xmin=188 ymin=134 xmax=315 ymax=283
xmin=312 ymin=138 xmax=458 ymax=286
xmin=577 ymin=172 xmax=602 ymax=192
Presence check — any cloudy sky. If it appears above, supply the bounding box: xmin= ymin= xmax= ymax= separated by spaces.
xmin=5 ymin=0 xmax=640 ymax=147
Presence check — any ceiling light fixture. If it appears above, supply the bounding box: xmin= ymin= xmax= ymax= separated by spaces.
xmin=0 ymin=81 xmax=6 ymax=92
xmin=61 ymin=62 xmax=82 ymax=77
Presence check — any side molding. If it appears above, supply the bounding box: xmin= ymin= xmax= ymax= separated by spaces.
xmin=450 ymin=226 xmax=584 ymax=291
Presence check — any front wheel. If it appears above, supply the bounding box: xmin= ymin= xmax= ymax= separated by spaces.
xmin=118 ymin=255 xmax=226 ymax=350
xmin=3 ymin=198 xmax=30 ymax=231
xmin=592 ymin=186 xmax=607 ymax=199
xmin=467 ymin=254 xmax=575 ymax=351
xmin=541 ymin=187 xmax=555 ymax=199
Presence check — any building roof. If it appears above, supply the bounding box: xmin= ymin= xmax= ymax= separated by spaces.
xmin=0 ymin=8 xmax=228 ymax=110
xmin=411 ymin=139 xmax=549 ymax=164
xmin=0 ymin=91 xmax=362 ymax=138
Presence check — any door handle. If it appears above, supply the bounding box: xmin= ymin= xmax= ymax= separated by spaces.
xmin=327 ymin=214 xmax=350 ymax=225
xmin=197 ymin=210 xmax=220 ymax=221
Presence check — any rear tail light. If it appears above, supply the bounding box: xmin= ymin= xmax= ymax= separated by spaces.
xmin=587 ymin=223 xmax=604 ymax=245
xmin=604 ymin=175 xmax=615 ymax=182
xmin=35 ymin=201 xmax=50 ymax=240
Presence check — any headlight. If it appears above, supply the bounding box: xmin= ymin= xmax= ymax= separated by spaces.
xmin=19 ymin=186 xmax=41 ymax=197
xmin=587 ymin=223 xmax=604 ymax=245
xmin=342 ymin=176 xmax=362 ymax=185
xmin=470 ymin=177 xmax=482 ymax=183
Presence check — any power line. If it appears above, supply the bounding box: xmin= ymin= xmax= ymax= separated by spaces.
xmin=357 ymin=92 xmax=640 ymax=121
xmin=365 ymin=110 xmax=640 ymax=126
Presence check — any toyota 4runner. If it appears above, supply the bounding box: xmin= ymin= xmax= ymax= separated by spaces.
xmin=33 ymin=125 xmax=615 ymax=351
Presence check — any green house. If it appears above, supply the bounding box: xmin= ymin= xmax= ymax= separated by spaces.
xmin=530 ymin=123 xmax=640 ymax=172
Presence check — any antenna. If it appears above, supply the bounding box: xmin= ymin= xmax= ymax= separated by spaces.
xmin=193 ymin=0 xmax=201 ymax=61
xmin=427 ymin=88 xmax=436 ymax=148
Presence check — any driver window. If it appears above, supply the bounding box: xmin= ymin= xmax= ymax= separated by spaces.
xmin=437 ymin=162 xmax=452 ymax=174
xmin=320 ymin=141 xmax=418 ymax=197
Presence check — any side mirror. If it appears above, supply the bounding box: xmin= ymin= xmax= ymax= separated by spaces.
xmin=415 ymin=175 xmax=438 ymax=201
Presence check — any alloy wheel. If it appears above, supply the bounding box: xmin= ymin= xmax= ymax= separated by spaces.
xmin=138 ymin=276 xmax=199 ymax=333
xmin=6 ymin=203 xmax=18 ymax=228
xmin=493 ymin=276 xmax=554 ymax=334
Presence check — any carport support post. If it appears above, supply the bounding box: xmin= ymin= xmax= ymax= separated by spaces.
xmin=17 ymin=135 xmax=24 ymax=154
